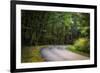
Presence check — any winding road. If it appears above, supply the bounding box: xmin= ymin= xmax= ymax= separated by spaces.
xmin=40 ymin=46 xmax=89 ymax=61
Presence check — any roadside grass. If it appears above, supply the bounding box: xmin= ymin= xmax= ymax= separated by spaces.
xmin=66 ymin=45 xmax=90 ymax=57
xmin=21 ymin=46 xmax=46 ymax=63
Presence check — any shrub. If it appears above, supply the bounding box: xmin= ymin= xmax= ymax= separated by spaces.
xmin=74 ymin=38 xmax=90 ymax=53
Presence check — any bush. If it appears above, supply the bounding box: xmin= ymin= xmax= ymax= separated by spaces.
xmin=74 ymin=38 xmax=90 ymax=53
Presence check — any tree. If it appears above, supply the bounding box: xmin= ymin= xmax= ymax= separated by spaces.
xmin=21 ymin=10 xmax=90 ymax=47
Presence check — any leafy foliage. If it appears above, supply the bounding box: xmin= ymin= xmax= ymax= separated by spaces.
xmin=21 ymin=10 xmax=90 ymax=46
xmin=74 ymin=38 xmax=90 ymax=53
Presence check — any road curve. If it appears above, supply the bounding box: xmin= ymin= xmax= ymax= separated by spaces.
xmin=40 ymin=46 xmax=89 ymax=61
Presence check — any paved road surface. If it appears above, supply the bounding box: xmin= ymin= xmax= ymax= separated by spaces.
xmin=40 ymin=46 xmax=89 ymax=61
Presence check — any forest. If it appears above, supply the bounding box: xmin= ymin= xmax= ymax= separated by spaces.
xmin=21 ymin=10 xmax=90 ymax=63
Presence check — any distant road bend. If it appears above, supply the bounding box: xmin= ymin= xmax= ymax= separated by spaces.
xmin=40 ymin=46 xmax=89 ymax=61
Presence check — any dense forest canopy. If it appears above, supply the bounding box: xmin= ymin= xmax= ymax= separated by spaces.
xmin=21 ymin=10 xmax=90 ymax=48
